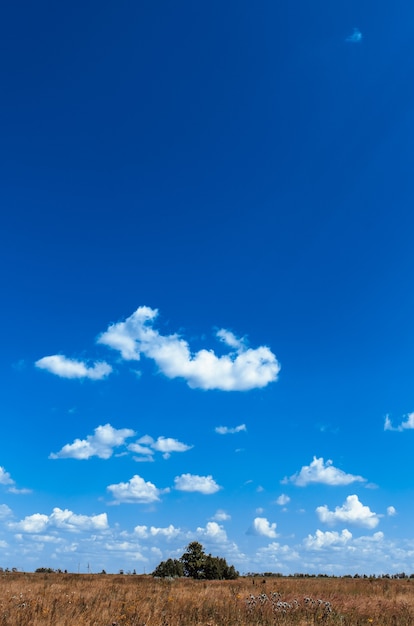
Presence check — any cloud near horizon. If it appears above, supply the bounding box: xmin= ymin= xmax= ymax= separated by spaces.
xmin=35 ymin=355 xmax=112 ymax=380
xmin=283 ymin=457 xmax=366 ymax=487
xmin=97 ymin=306 xmax=280 ymax=391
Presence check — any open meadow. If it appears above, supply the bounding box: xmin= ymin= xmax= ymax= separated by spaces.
xmin=0 ymin=572 xmax=414 ymax=625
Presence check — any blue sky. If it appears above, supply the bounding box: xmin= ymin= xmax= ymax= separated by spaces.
xmin=1 ymin=0 xmax=414 ymax=575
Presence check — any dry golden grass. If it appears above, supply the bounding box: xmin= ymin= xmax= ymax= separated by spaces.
xmin=0 ymin=572 xmax=414 ymax=625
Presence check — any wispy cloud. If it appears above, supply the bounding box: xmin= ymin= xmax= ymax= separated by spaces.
xmin=215 ymin=424 xmax=247 ymax=435
xmin=35 ymin=355 xmax=112 ymax=380
xmin=0 ymin=466 xmax=14 ymax=486
xmin=0 ymin=504 xmax=12 ymax=519
xmin=384 ymin=413 xmax=414 ymax=432
xmin=211 ymin=509 xmax=231 ymax=522
xmin=50 ymin=424 xmax=136 ymax=460
xmin=247 ymin=517 xmax=278 ymax=538
xmin=283 ymin=457 xmax=366 ymax=487
xmin=174 ymin=473 xmax=221 ymax=494
xmin=10 ymin=508 xmax=108 ymax=533
xmin=0 ymin=466 xmax=30 ymax=494
xmin=98 ymin=306 xmax=280 ymax=391
xmin=107 ymin=475 xmax=168 ymax=504
xmin=345 ymin=27 xmax=362 ymax=43
xmin=316 ymin=495 xmax=380 ymax=529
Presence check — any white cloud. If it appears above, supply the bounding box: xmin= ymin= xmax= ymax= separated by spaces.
xmin=0 ymin=467 xmax=29 ymax=494
xmin=0 ymin=504 xmax=12 ymax=519
xmin=128 ymin=434 xmax=192 ymax=460
xmin=107 ymin=474 xmax=166 ymax=503
xmin=150 ymin=524 xmax=181 ymax=539
xmin=284 ymin=457 xmax=366 ymax=487
xmin=0 ymin=467 xmax=14 ymax=486
xmin=151 ymin=437 xmax=193 ymax=458
xmin=197 ymin=521 xmax=228 ymax=542
xmin=50 ymin=423 xmax=136 ymax=460
xmin=7 ymin=486 xmax=32 ymax=495
xmin=98 ymin=306 xmax=280 ymax=391
xmin=316 ymin=495 xmax=380 ymax=529
xmin=211 ymin=510 xmax=231 ymax=522
xmin=216 ymin=329 xmax=244 ymax=350
xmin=248 ymin=517 xmax=278 ymax=538
xmin=304 ymin=529 xmax=353 ymax=550
xmin=174 ymin=473 xmax=221 ymax=494
xmin=275 ymin=494 xmax=290 ymax=506
xmin=133 ymin=525 xmax=149 ymax=538
xmin=345 ymin=27 xmax=362 ymax=43
xmin=387 ymin=506 xmax=397 ymax=517
xmin=215 ymin=424 xmax=247 ymax=435
xmin=10 ymin=508 xmax=108 ymax=533
xmin=384 ymin=413 xmax=414 ymax=432
xmin=35 ymin=355 xmax=112 ymax=380
xmin=255 ymin=542 xmax=300 ymax=565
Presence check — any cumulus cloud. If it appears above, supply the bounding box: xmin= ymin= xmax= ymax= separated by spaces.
xmin=387 ymin=506 xmax=397 ymax=517
xmin=35 ymin=355 xmax=112 ymax=380
xmin=150 ymin=524 xmax=181 ymax=539
xmin=10 ymin=508 xmax=108 ymax=533
xmin=150 ymin=437 xmax=192 ymax=459
xmin=134 ymin=524 xmax=181 ymax=540
xmin=174 ymin=473 xmax=221 ymax=494
xmin=275 ymin=494 xmax=290 ymax=506
xmin=384 ymin=413 xmax=414 ymax=432
xmin=283 ymin=457 xmax=366 ymax=487
xmin=248 ymin=517 xmax=278 ymax=538
xmin=50 ymin=426 xmax=192 ymax=462
xmin=98 ymin=306 xmax=280 ymax=391
xmin=128 ymin=435 xmax=192 ymax=461
xmin=215 ymin=424 xmax=247 ymax=435
xmin=196 ymin=521 xmax=228 ymax=542
xmin=50 ymin=424 xmax=136 ymax=460
xmin=304 ymin=529 xmax=353 ymax=550
xmin=107 ymin=474 xmax=167 ymax=504
xmin=316 ymin=495 xmax=380 ymax=529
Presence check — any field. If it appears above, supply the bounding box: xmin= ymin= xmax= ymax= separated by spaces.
xmin=1 ymin=572 xmax=414 ymax=625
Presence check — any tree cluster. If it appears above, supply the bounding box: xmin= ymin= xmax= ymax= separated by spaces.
xmin=152 ymin=541 xmax=239 ymax=580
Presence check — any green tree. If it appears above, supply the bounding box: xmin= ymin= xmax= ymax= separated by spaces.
xmin=152 ymin=558 xmax=184 ymax=578
xmin=180 ymin=541 xmax=206 ymax=579
xmin=152 ymin=542 xmax=239 ymax=580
